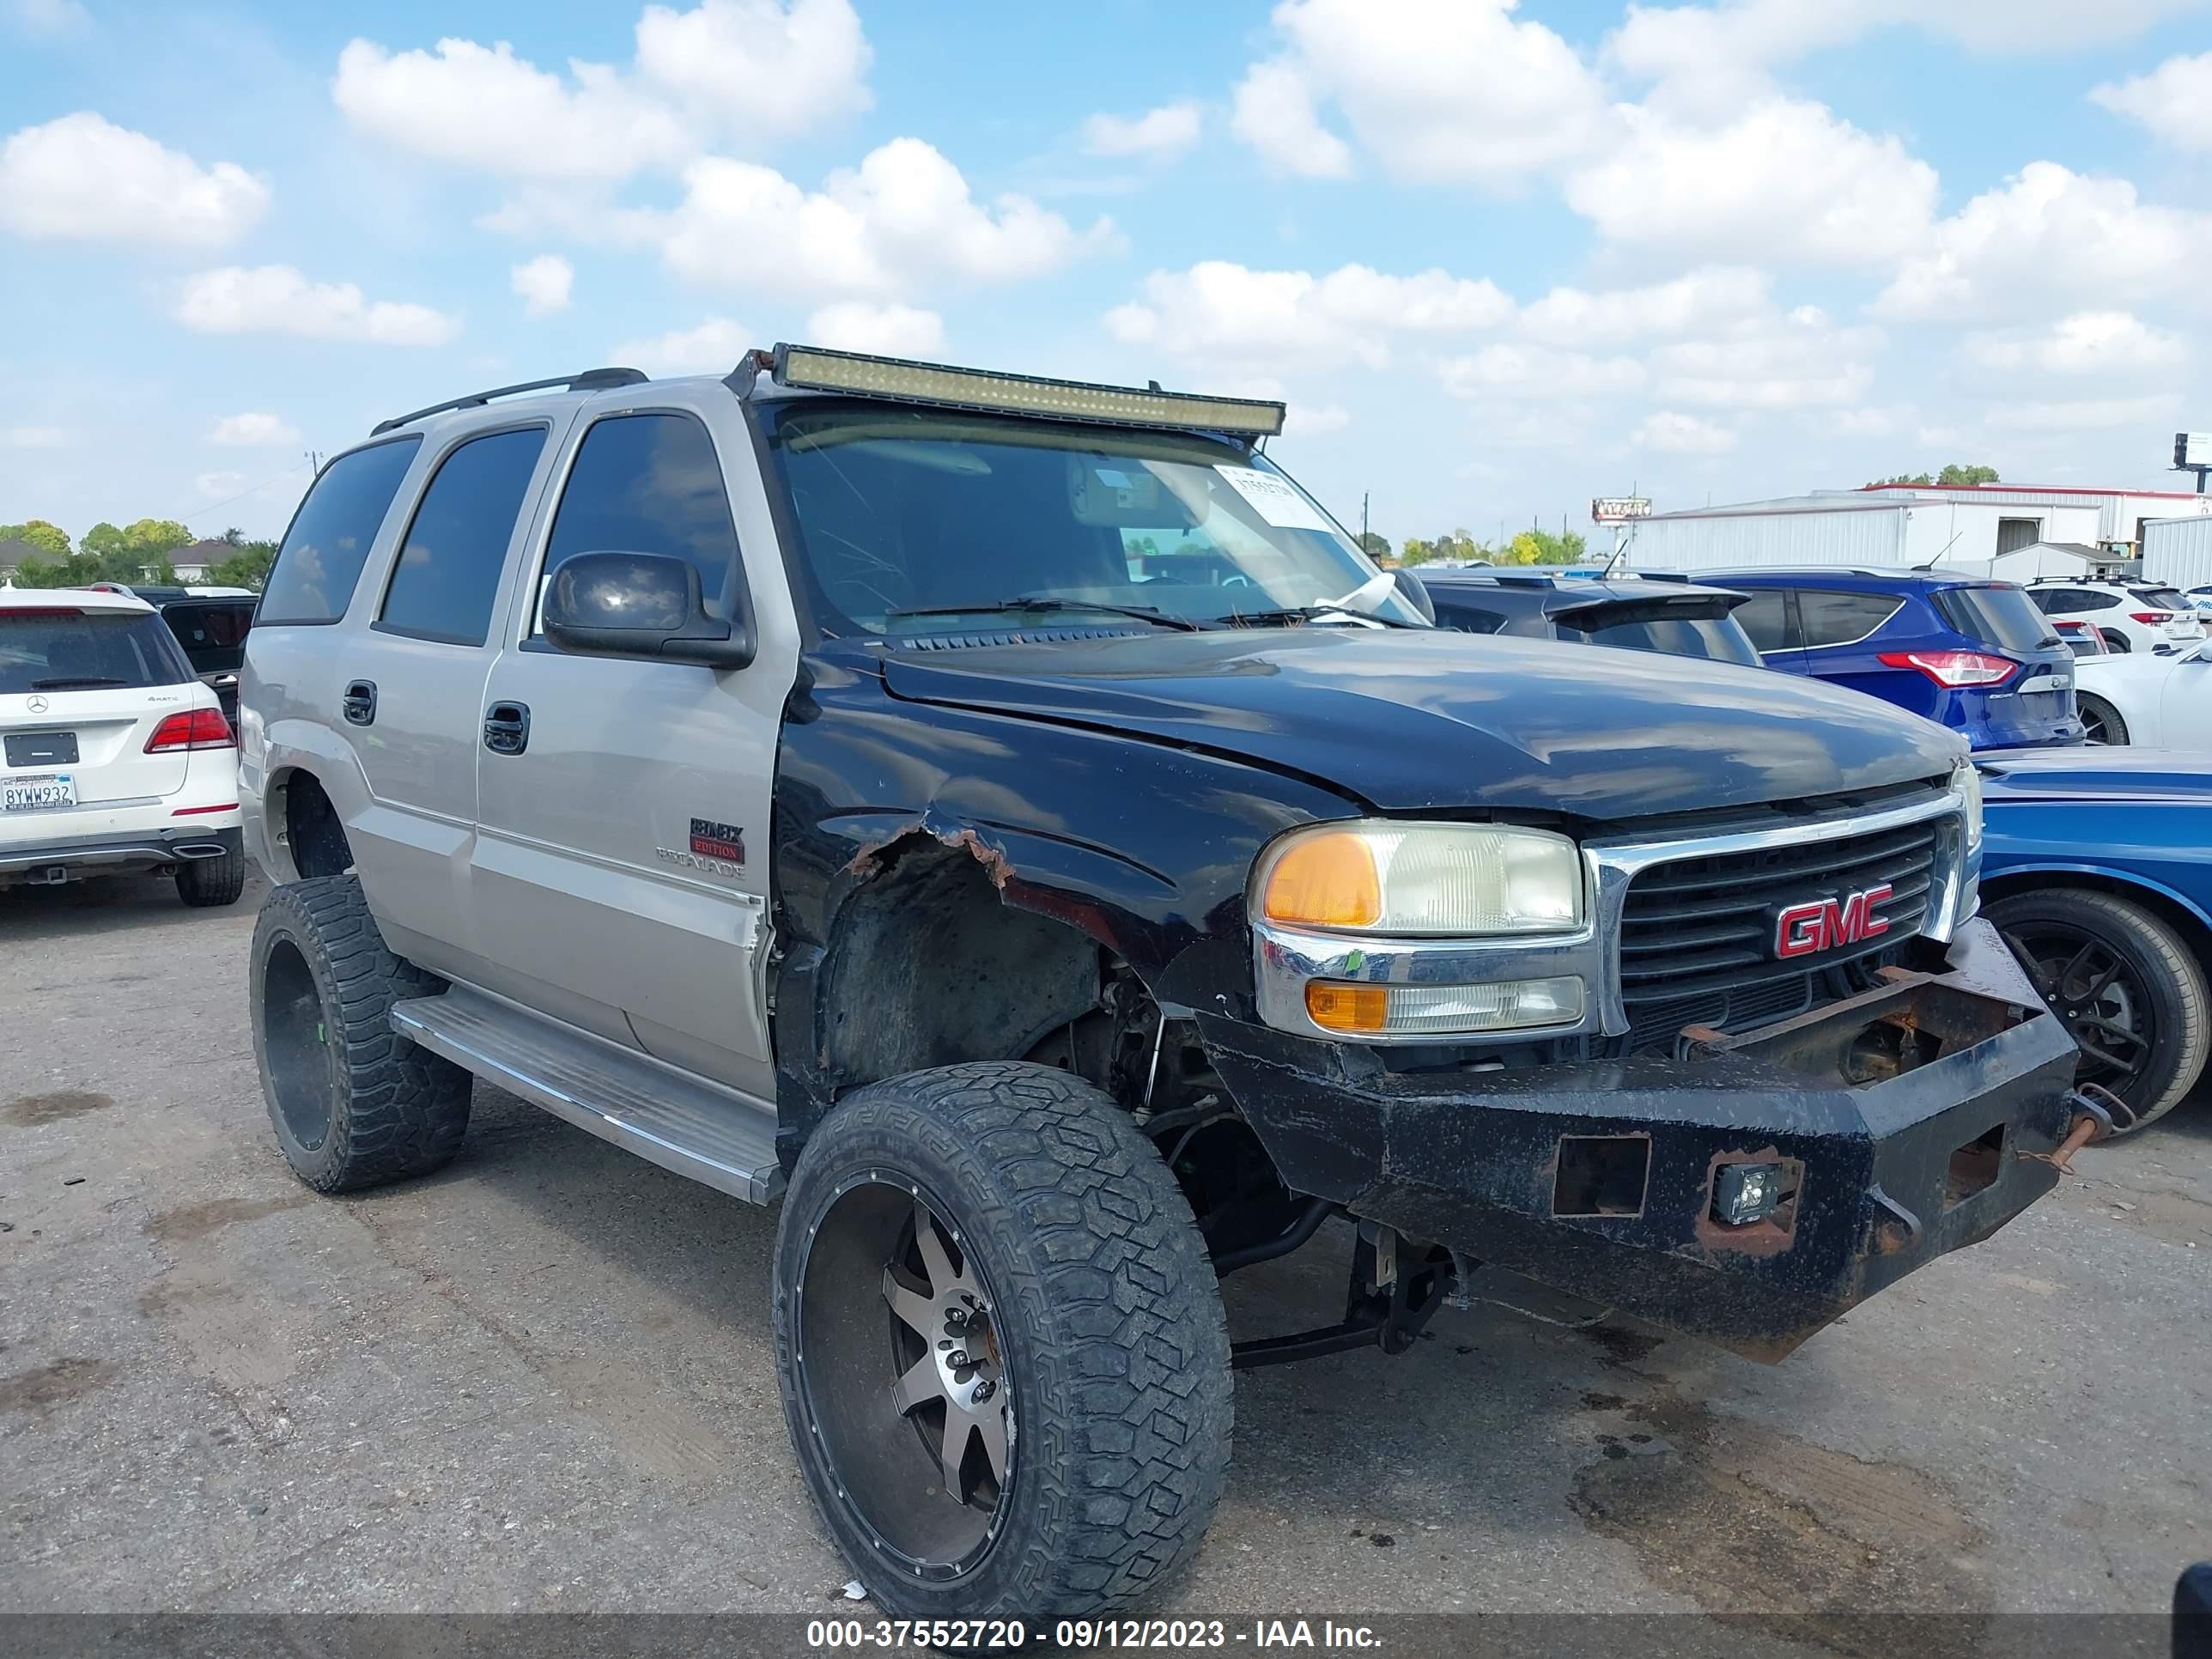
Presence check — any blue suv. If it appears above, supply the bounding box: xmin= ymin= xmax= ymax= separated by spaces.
xmin=1708 ymin=569 xmax=2082 ymax=750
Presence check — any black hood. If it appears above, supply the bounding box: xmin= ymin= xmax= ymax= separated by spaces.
xmin=877 ymin=629 xmax=1964 ymax=821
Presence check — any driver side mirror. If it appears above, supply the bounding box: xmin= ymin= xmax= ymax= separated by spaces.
xmin=542 ymin=551 xmax=755 ymax=670
xmin=1392 ymin=568 xmax=1437 ymax=625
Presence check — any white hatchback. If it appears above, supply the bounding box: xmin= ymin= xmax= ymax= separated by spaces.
xmin=0 ymin=586 xmax=246 ymax=904
xmin=2025 ymin=579 xmax=2206 ymax=655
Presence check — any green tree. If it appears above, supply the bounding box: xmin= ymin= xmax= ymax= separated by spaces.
xmin=0 ymin=519 xmax=70 ymax=557
xmin=1355 ymin=531 xmax=1391 ymax=559
xmin=209 ymin=540 xmax=278 ymax=591
xmin=1936 ymin=463 xmax=2000 ymax=485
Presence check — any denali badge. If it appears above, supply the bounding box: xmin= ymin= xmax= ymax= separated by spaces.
xmin=1773 ymin=884 xmax=1893 ymax=959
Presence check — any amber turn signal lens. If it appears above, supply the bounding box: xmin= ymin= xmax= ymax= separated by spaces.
xmin=1304 ymin=981 xmax=1389 ymax=1032
xmin=1263 ymin=832 xmax=1382 ymax=928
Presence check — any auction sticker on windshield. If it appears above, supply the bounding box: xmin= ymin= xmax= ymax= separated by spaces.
xmin=1218 ymin=466 xmax=1335 ymax=533
xmin=3 ymin=772 xmax=76 ymax=812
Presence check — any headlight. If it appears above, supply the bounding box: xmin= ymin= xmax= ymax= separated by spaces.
xmin=1256 ymin=822 xmax=1585 ymax=936
xmin=1951 ymin=760 xmax=1983 ymax=853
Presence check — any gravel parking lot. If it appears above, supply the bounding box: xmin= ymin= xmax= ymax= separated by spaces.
xmin=3 ymin=872 xmax=2208 ymax=1625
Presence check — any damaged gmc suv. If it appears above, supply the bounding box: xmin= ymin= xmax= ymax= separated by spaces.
xmin=240 ymin=348 xmax=2089 ymax=1621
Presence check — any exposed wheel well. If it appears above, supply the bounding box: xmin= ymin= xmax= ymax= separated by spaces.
xmin=273 ymin=769 xmax=353 ymax=880
xmin=812 ymin=837 xmax=1302 ymax=1259
xmin=818 ymin=842 xmax=1102 ymax=1091
xmin=1981 ymin=871 xmax=2212 ymax=969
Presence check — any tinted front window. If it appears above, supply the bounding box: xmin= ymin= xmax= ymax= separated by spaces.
xmin=543 ymin=415 xmax=738 ymax=623
xmin=1565 ymin=611 xmax=1764 ymax=666
xmin=161 ymin=599 xmax=257 ymax=676
xmin=1797 ymin=590 xmax=1903 ymax=648
xmin=0 ymin=609 xmax=190 ymax=693
xmin=380 ymin=428 xmax=547 ymax=647
xmin=1933 ymin=585 xmax=2057 ymax=653
xmin=259 ymin=438 xmax=421 ymax=625
xmin=764 ymin=403 xmax=1422 ymax=633
xmin=1732 ymin=589 xmax=1796 ymax=651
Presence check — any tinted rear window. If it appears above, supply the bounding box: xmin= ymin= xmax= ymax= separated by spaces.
xmin=259 ymin=438 xmax=422 ymax=625
xmin=1559 ymin=606 xmax=1765 ymax=666
xmin=0 ymin=609 xmax=191 ymax=694
xmin=1427 ymin=599 xmax=1511 ymax=635
xmin=2131 ymin=586 xmax=2190 ymax=611
xmin=1933 ymin=585 xmax=2056 ymax=653
xmin=380 ymin=427 xmax=548 ymax=647
xmin=161 ymin=600 xmax=256 ymax=676
xmin=1731 ymin=589 xmax=1796 ymax=652
xmin=1797 ymin=589 xmax=1903 ymax=648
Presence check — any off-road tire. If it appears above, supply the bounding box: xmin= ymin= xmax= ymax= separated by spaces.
xmin=2076 ymin=693 xmax=2128 ymax=746
xmin=774 ymin=1060 xmax=1233 ymax=1620
xmin=176 ymin=844 xmax=246 ymax=908
xmin=1988 ymin=886 xmax=2209 ymax=1130
xmin=250 ymin=875 xmax=471 ymax=1190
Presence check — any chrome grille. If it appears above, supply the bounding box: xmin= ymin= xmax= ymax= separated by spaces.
xmin=1617 ymin=817 xmax=1941 ymax=1049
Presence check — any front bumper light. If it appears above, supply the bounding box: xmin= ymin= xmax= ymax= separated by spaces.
xmin=1256 ymin=821 xmax=1585 ymax=936
xmin=1305 ymin=975 xmax=1586 ymax=1036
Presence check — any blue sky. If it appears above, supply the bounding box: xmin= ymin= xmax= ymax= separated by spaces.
xmin=3 ymin=0 xmax=2211 ymax=549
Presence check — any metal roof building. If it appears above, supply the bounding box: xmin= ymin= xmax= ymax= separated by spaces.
xmin=2142 ymin=515 xmax=2212 ymax=589
xmin=1844 ymin=482 xmax=2212 ymax=549
xmin=1620 ymin=489 xmax=2105 ymax=574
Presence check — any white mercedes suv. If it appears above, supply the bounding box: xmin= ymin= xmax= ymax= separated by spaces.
xmin=1 ymin=586 xmax=246 ymax=905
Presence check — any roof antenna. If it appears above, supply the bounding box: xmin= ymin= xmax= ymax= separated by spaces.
xmin=1911 ymin=531 xmax=1964 ymax=572
xmin=1601 ymin=521 xmax=1632 ymax=579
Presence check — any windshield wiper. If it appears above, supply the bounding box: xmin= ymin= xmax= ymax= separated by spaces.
xmin=28 ymin=675 xmax=130 ymax=689
xmin=1218 ymin=605 xmax=1413 ymax=629
xmin=884 ymin=599 xmax=1200 ymax=633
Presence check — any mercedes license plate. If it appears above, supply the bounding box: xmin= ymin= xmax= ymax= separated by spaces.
xmin=3 ymin=772 xmax=76 ymax=812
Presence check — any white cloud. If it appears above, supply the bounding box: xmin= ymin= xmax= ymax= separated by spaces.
xmin=1565 ymin=99 xmax=1938 ymax=266
xmin=1986 ymin=393 xmax=2183 ymax=430
xmin=632 ymin=0 xmax=871 ymax=134
xmin=1231 ymin=60 xmax=1352 ymax=178
xmin=1610 ymin=0 xmax=2210 ymax=100
xmin=0 ymin=112 xmax=267 ymax=247
xmin=334 ymin=0 xmax=871 ymax=181
xmin=1634 ymin=410 xmax=1738 ymax=453
xmin=1106 ymin=260 xmax=1510 ymax=373
xmin=9 ymin=0 xmax=92 ymax=37
xmin=1083 ymin=101 xmax=1202 ymax=161
xmin=609 ymin=314 xmax=750 ymax=372
xmin=1963 ymin=311 xmax=2183 ymax=374
xmin=1437 ymin=344 xmax=1645 ymax=400
xmin=1518 ymin=267 xmax=1770 ymax=348
xmin=1875 ymin=162 xmax=2212 ymax=319
xmin=195 ymin=470 xmax=247 ymax=499
xmin=2093 ymin=52 xmax=2212 ymax=152
xmin=805 ymin=300 xmax=945 ymax=357
xmin=1649 ymin=306 xmax=1881 ymax=410
xmin=1827 ymin=406 xmax=1914 ymax=438
xmin=654 ymin=138 xmax=1109 ymax=297
xmin=176 ymin=265 xmax=460 ymax=346
xmin=1231 ymin=0 xmax=1607 ymax=190
xmin=511 ymin=252 xmax=574 ymax=316
xmin=207 ymin=412 xmax=301 ymax=447
xmin=0 ymin=424 xmax=67 ymax=447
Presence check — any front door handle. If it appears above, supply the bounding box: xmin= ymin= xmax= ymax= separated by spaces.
xmin=483 ymin=701 xmax=531 ymax=756
xmin=343 ymin=680 xmax=377 ymax=726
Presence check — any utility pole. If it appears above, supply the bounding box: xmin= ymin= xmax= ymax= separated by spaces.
xmin=1361 ymin=491 xmax=1369 ymax=546
xmin=305 ymin=449 xmax=325 ymax=475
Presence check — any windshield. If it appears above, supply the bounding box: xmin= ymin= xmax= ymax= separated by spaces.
xmin=0 ymin=608 xmax=191 ymax=694
xmin=1557 ymin=605 xmax=1764 ymax=666
xmin=1932 ymin=585 xmax=2057 ymax=654
xmin=763 ymin=402 xmax=1424 ymax=633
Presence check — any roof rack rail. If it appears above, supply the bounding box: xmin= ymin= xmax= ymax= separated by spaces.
xmin=370 ymin=367 xmax=648 ymax=436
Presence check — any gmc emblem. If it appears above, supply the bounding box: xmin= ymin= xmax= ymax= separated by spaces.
xmin=1773 ymin=884 xmax=1893 ymax=959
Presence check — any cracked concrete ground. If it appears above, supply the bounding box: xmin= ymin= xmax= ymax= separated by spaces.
xmin=3 ymin=871 xmax=2207 ymax=1631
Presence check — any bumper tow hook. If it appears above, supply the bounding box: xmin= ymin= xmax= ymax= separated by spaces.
xmin=2039 ymin=1087 xmax=2134 ymax=1172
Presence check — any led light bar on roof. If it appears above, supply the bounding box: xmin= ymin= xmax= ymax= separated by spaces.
xmin=770 ymin=344 xmax=1285 ymax=437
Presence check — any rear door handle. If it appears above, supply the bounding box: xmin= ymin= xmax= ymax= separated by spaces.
xmin=343 ymin=680 xmax=376 ymax=726
xmin=483 ymin=701 xmax=531 ymax=756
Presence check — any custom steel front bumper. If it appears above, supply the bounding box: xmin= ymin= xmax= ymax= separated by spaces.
xmin=1200 ymin=917 xmax=2080 ymax=1360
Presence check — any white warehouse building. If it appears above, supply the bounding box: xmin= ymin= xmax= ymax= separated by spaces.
xmin=1621 ymin=490 xmax=2106 ymax=576
xmin=2142 ymin=514 xmax=2212 ymax=589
